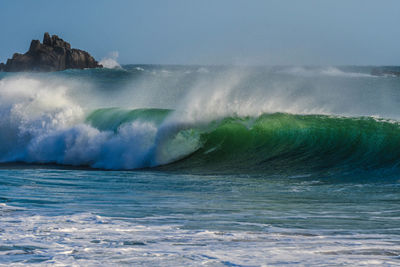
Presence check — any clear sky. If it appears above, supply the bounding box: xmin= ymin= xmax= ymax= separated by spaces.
xmin=0 ymin=0 xmax=399 ymax=65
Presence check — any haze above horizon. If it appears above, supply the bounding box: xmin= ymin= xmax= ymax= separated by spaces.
xmin=0 ymin=0 xmax=399 ymax=66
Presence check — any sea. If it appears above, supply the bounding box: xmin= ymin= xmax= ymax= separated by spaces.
xmin=0 ymin=65 xmax=399 ymax=266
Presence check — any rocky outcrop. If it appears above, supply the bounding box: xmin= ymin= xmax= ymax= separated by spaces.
xmin=1 ymin=33 xmax=102 ymax=72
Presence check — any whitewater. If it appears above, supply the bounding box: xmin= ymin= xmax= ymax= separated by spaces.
xmin=0 ymin=65 xmax=399 ymax=266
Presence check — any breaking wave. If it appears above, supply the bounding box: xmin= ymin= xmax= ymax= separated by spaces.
xmin=0 ymin=68 xmax=399 ymax=174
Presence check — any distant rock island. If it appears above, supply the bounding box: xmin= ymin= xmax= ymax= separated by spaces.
xmin=0 ymin=33 xmax=102 ymax=72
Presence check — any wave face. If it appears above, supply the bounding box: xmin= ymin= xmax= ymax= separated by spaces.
xmin=0 ymin=65 xmax=399 ymax=174
xmin=87 ymin=110 xmax=400 ymax=174
xmin=162 ymin=114 xmax=400 ymax=174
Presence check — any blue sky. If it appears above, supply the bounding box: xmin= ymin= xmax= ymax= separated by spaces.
xmin=0 ymin=0 xmax=399 ymax=65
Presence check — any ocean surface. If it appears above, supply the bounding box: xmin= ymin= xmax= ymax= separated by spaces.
xmin=0 ymin=65 xmax=399 ymax=266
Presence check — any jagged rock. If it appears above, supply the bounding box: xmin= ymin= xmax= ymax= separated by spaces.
xmin=1 ymin=33 xmax=102 ymax=72
xmin=43 ymin=32 xmax=52 ymax=46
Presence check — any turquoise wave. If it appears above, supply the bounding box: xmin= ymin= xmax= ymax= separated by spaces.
xmin=85 ymin=108 xmax=400 ymax=174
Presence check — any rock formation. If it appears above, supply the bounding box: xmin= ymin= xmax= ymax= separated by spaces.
xmin=1 ymin=33 xmax=102 ymax=72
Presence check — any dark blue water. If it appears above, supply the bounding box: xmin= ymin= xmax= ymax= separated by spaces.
xmin=1 ymin=168 xmax=399 ymax=265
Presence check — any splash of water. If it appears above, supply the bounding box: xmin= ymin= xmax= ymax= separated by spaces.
xmin=99 ymin=51 xmax=122 ymax=69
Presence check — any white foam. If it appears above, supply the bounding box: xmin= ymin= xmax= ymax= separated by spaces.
xmin=0 ymin=211 xmax=398 ymax=266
